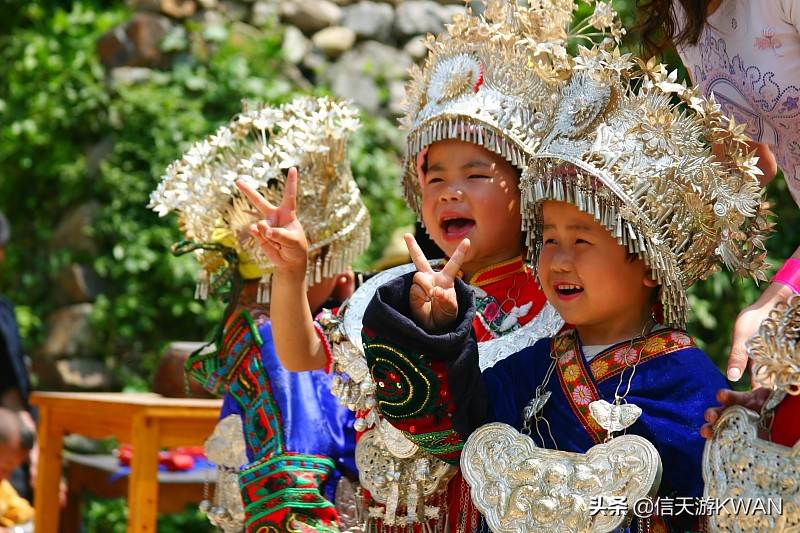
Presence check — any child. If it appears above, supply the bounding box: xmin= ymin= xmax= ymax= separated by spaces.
xmin=0 ymin=407 xmax=34 ymax=532
xmin=239 ymin=1 xmax=628 ymax=529
xmin=360 ymin=47 xmax=772 ymax=532
xmin=149 ymin=96 xmax=367 ymax=532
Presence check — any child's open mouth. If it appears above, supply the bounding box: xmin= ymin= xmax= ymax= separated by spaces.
xmin=555 ymin=284 xmax=584 ymax=296
xmin=441 ymin=217 xmax=475 ymax=237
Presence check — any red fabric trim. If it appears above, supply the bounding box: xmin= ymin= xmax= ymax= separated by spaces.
xmin=772 ymin=394 xmax=800 ymax=447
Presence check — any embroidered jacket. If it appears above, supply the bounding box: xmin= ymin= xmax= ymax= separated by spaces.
xmin=349 ymin=258 xmax=555 ymax=532
xmin=189 ymin=310 xmax=357 ymax=532
xmin=363 ymin=274 xmax=729 ymax=533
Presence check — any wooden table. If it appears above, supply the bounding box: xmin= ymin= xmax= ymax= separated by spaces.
xmin=30 ymin=391 xmax=222 ymax=533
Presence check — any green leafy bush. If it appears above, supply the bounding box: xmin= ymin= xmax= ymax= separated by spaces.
xmin=0 ymin=1 xmax=412 ymax=389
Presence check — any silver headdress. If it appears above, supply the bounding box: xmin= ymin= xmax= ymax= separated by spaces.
xmin=401 ymin=0 xmax=625 ymax=215
xmin=149 ymin=96 xmax=370 ymax=298
xmin=522 ymin=51 xmax=773 ymax=327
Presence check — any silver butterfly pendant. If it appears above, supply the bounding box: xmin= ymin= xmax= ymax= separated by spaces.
xmin=589 ymin=399 xmax=642 ymax=433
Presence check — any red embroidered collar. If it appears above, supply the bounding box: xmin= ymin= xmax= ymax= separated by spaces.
xmin=468 ymin=256 xmax=528 ymax=287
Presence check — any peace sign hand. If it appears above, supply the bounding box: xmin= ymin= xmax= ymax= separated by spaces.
xmin=236 ymin=168 xmax=308 ymax=279
xmin=404 ymin=233 xmax=470 ymax=334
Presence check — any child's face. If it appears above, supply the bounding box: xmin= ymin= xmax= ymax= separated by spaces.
xmin=0 ymin=438 xmax=26 ymax=481
xmin=420 ymin=139 xmax=522 ymax=279
xmin=538 ymin=201 xmax=659 ymax=345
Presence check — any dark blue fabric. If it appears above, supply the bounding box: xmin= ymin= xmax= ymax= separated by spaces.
xmin=220 ymin=319 xmax=356 ymax=502
xmin=0 ymin=297 xmax=29 ymax=406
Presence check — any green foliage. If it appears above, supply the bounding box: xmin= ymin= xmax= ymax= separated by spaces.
xmin=84 ymin=497 xmax=215 ymax=533
xmin=0 ymin=1 xmax=413 ymax=389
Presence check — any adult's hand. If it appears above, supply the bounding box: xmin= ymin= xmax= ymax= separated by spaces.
xmin=729 ymin=275 xmax=797 ymax=383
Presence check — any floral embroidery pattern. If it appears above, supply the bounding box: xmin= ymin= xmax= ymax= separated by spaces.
xmin=571 ymin=385 xmax=593 ymax=406
xmin=555 ymin=330 xmax=697 ymax=443
xmin=754 ymin=27 xmax=783 ymax=57
xmin=689 ymin=31 xmax=800 ymax=204
xmin=559 ymin=348 xmax=576 ymax=365
xmin=612 ymin=345 xmax=641 ymax=365
xmin=483 ymin=301 xmax=501 ymax=322
xmin=592 ymin=330 xmax=695 ymax=381
xmin=553 ymin=334 xmax=604 ymax=443
xmin=563 ymin=364 xmax=580 ymax=382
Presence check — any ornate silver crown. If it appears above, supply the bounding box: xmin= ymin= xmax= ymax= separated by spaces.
xmin=149 ymin=96 xmax=370 ymax=293
xmin=401 ymin=0 xmax=624 ymax=215
xmin=522 ymin=52 xmax=773 ymax=327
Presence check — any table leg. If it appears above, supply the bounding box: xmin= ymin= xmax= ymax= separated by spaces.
xmin=127 ymin=413 xmax=160 ymax=532
xmin=34 ymin=407 xmax=64 ymax=533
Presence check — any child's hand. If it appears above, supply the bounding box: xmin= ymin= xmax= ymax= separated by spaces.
xmin=236 ymin=168 xmax=308 ymax=278
xmin=699 ymin=387 xmax=771 ymax=439
xmin=404 ymin=233 xmax=470 ymax=334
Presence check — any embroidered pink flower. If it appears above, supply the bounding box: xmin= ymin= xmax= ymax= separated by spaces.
xmin=483 ymin=301 xmax=501 ymax=322
xmin=559 ymin=349 xmax=576 ymax=365
xmin=612 ymin=346 xmax=640 ymax=365
xmin=755 ymin=27 xmax=783 ymax=57
xmin=572 ymin=385 xmax=593 ymax=406
xmin=669 ymin=332 xmax=692 ymax=346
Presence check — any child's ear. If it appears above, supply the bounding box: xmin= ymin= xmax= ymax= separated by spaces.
xmin=643 ymin=267 xmax=659 ymax=288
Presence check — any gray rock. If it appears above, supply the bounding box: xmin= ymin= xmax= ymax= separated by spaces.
xmin=326 ymin=62 xmax=382 ymax=114
xmin=283 ymin=25 xmax=313 ymax=64
xmin=218 ymin=0 xmax=249 ymax=21
xmin=250 ymin=0 xmax=279 ymax=27
xmin=322 ymin=40 xmax=414 ymax=114
xmin=312 ymin=26 xmax=357 ymax=59
xmin=387 ymin=79 xmax=408 ymax=116
xmin=341 ymin=1 xmax=395 ymax=41
xmin=280 ymin=0 xmax=342 ymax=34
xmin=394 ymin=1 xmax=465 ymax=39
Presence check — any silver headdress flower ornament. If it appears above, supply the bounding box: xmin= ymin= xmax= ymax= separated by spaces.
xmin=521 ymin=49 xmax=774 ymax=327
xmin=148 ymin=96 xmax=370 ymax=301
xmin=747 ymin=293 xmax=800 ymax=395
xmin=401 ymin=0 xmax=625 ymax=215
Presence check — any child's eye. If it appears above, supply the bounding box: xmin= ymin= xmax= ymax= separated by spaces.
xmin=468 ymin=174 xmax=490 ymax=180
xmin=576 ymin=239 xmax=591 ymax=245
xmin=426 ymin=177 xmax=443 ymax=184
xmin=543 ymin=238 xmax=557 ymax=245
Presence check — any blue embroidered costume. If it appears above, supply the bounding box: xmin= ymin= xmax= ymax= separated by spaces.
xmin=189 ymin=309 xmax=356 ymax=532
xmin=361 ymin=273 xmax=729 ymax=533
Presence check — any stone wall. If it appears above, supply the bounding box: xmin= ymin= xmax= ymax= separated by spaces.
xmin=102 ymin=0 xmax=481 ymax=116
